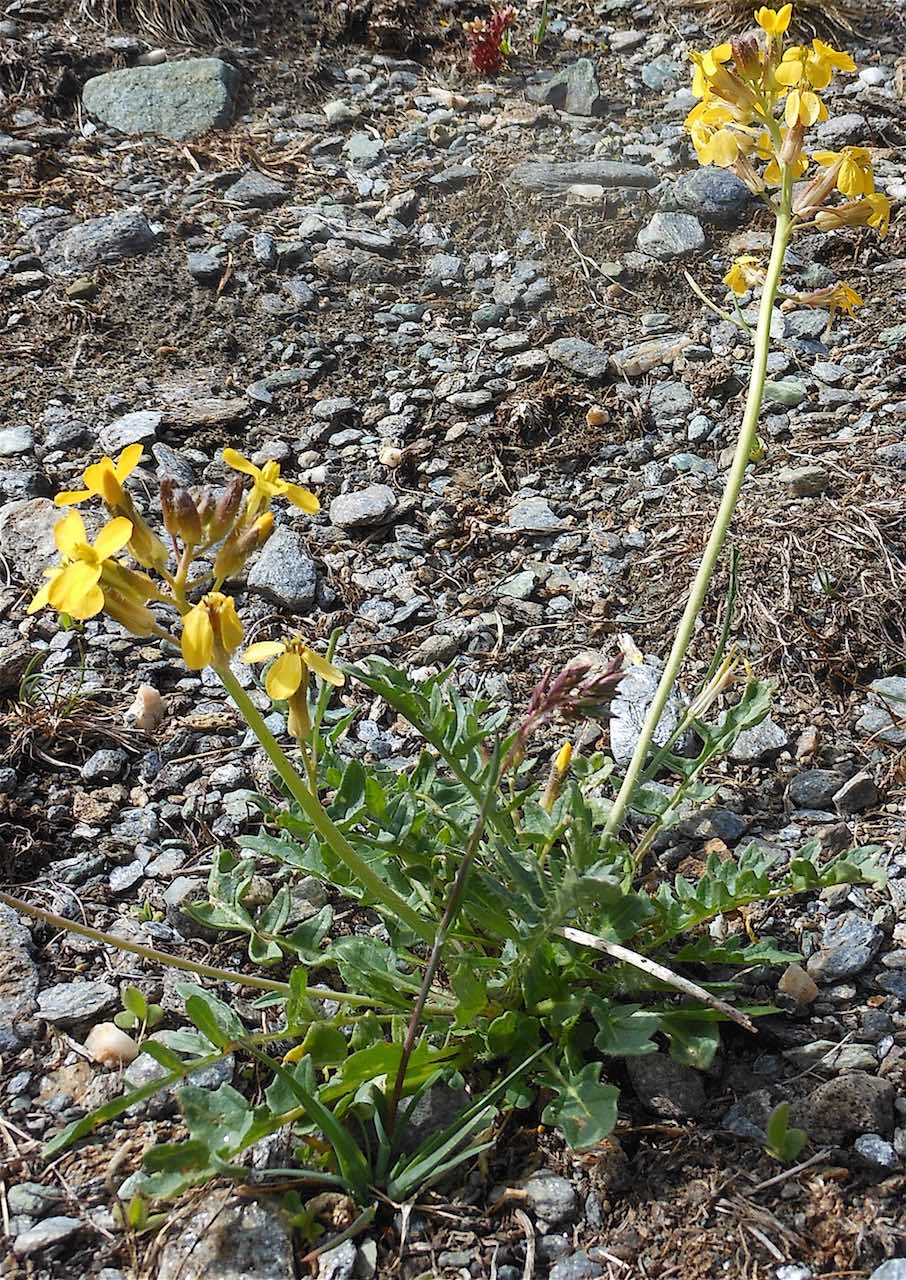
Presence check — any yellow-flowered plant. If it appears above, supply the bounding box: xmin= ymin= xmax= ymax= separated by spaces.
xmin=605 ymin=2 xmax=894 ymax=842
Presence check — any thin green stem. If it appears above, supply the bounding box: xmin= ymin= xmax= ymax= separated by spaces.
xmin=603 ymin=169 xmax=794 ymax=849
xmin=216 ymin=665 xmax=435 ymax=944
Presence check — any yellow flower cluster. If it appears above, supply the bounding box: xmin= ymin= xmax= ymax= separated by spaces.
xmin=29 ymin=445 xmax=342 ymax=727
xmin=686 ymin=5 xmax=892 ymax=316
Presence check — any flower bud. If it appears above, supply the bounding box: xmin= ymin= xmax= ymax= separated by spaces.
xmin=213 ymin=512 xmax=273 ymax=583
xmin=115 ymin=493 xmax=169 ymax=572
xmin=102 ymin=588 xmax=159 ymax=637
xmin=207 ymin=475 xmax=245 ymax=542
xmin=160 ymin=479 xmax=202 ymax=545
xmin=731 ymin=36 xmax=760 ymax=79
xmin=779 ymin=121 xmax=805 ymax=168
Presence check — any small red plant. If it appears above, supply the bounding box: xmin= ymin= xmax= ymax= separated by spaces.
xmin=464 ymin=6 xmax=517 ymax=75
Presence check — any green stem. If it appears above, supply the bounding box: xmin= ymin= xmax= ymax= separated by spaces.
xmin=603 ymin=172 xmax=794 ymax=847
xmin=216 ymin=665 xmax=435 ymax=944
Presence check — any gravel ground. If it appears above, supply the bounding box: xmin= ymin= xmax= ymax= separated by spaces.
xmin=2 ymin=1 xmax=906 ymax=1276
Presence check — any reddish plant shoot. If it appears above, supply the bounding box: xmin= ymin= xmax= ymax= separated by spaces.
xmin=464 ymin=6 xmax=517 ymax=74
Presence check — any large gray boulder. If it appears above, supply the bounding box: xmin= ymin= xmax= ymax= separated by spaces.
xmin=82 ymin=58 xmax=240 ymax=141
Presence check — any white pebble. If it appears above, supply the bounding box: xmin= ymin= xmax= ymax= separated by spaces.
xmin=84 ymin=1022 xmax=139 ymax=1066
xmin=124 ymin=684 xmax=165 ymax=731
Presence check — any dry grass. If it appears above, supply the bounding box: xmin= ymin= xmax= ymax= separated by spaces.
xmin=683 ymin=0 xmax=878 ymax=36
xmin=78 ymin=0 xmax=255 ymax=44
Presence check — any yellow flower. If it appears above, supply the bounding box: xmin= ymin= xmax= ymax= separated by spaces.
xmin=810 ymin=38 xmax=856 ymax=80
xmin=723 ymin=256 xmax=765 ymax=295
xmin=784 ymin=86 xmax=823 ymax=127
xmin=243 ymin=635 xmax=344 ymax=700
xmin=28 ymin=511 xmax=133 ymax=621
xmin=55 ymin=443 xmax=144 ymax=508
xmin=812 ymin=146 xmax=874 ymax=198
xmin=865 ymin=192 xmax=892 ymax=237
xmin=775 ymin=39 xmax=855 ymax=92
xmin=222 ymin=449 xmax=319 ymax=521
xmin=828 ymin=283 xmax=863 ymax=315
xmin=690 ymin=42 xmax=733 ymax=98
xmin=755 ymin=4 xmax=792 ymax=35
xmin=180 ymin=592 xmax=244 ymax=670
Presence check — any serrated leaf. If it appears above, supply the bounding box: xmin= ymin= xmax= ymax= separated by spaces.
xmin=588 ymin=1000 xmax=660 ymax=1057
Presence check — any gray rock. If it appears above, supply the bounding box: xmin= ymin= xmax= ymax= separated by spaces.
xmin=473 ymin=302 xmax=509 ymax=330
xmin=610 ymin=657 xmax=683 ymax=763
xmin=37 ymin=980 xmax=118 ymax=1028
xmin=612 ymin=334 xmax=691 ymax=377
xmin=225 ymin=171 xmax=289 ymax=210
xmin=156 ymin=1187 xmax=294 ymax=1280
xmin=0 ymin=498 xmax=62 ymax=582
xmin=722 ymin=1088 xmax=774 ymax=1140
xmin=637 ymin=212 xmax=705 ymax=260
xmin=521 ymin=1172 xmax=578 ymax=1227
xmin=668 ymin=167 xmax=753 ymax=227
xmin=395 ymin=1082 xmax=469 ymax=1155
xmin=82 ymin=58 xmax=239 ymax=140
xmin=124 ymin=1035 xmax=234 ymax=1116
xmin=802 ymin=1073 xmax=895 ymax=1142
xmin=626 ymin=1053 xmax=705 ymax=1117
xmin=788 ymin=769 xmax=844 ymax=810
xmin=854 ymin=1133 xmax=899 ymax=1170
xmin=7 ymin=1183 xmax=63 ymax=1217
xmin=0 ymin=467 xmax=46 ymax=502
xmin=507 ymin=496 xmax=569 ymax=533
xmin=549 ymin=1251 xmax=604 ymax=1280
xmin=81 ymin=747 xmax=129 ymax=782
xmin=651 ymin=382 xmax=694 ymax=419
xmin=45 ymin=212 xmax=156 ymax=276
xmin=526 ymin=58 xmax=605 ymax=116
xmin=0 ymin=904 xmax=39 ymax=1051
xmin=833 ymin=769 xmax=879 ymax=814
xmin=0 ymin=425 xmax=34 ymax=457
xmin=98 ymin=410 xmax=161 ymax=453
xmin=641 ymin=55 xmax=683 ymax=90
xmin=13 ymin=1216 xmax=81 ymax=1257
xmin=815 ymin=112 xmax=869 ymax=148
xmin=187 ymin=251 xmax=223 ymax=284
xmin=509 ymin=159 xmax=658 ymax=195
xmin=783 ymin=1040 xmax=878 ymax=1073
xmin=247 ymin=528 xmax=317 ymax=611
xmin=729 ymin=716 xmax=788 ymax=762
xmin=312 ymin=397 xmax=358 ymax=425
xmin=870 ymin=1263 xmax=906 ymax=1280
xmin=876 ymin=443 xmax=906 ymax=469
xmin=546 ymin=337 xmax=610 ymax=380
xmin=424 ymin=252 xmax=463 ymax=285
xmin=807 ymin=912 xmax=883 ymax=982
xmin=318 ymin=1240 xmax=358 ymax=1280
xmin=329 ymin=485 xmax=397 ymax=529
xmin=777 ymin=465 xmax=829 ymax=497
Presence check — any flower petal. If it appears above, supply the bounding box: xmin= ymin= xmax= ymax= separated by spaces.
xmin=54 ymin=510 xmax=87 ymax=557
xmin=243 ymin=641 xmax=286 ymax=664
xmin=93 ymin=516 xmax=133 ymax=560
xmin=115 ymin=443 xmax=145 ymax=481
xmin=217 ymin=596 xmax=245 ymax=654
xmin=54 ymin=488 xmax=92 ymax=507
xmin=303 ymin=648 xmax=345 ymax=687
xmin=222 ymin=448 xmax=259 ymax=478
xmin=68 ymin=583 xmax=105 ymax=621
xmin=283 ymin=483 xmax=320 ymax=514
xmin=265 ymin=650 xmax=304 ymax=700
xmin=181 ymin=605 xmax=214 ymax=670
xmin=48 ymin=560 xmax=102 ymax=614
xmin=26 ymin=576 xmax=54 ymax=615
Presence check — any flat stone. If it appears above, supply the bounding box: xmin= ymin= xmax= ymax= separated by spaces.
xmin=833 ymin=769 xmax=879 ymax=814
xmin=807 ymin=912 xmax=883 ymax=982
xmin=507 ymin=496 xmax=569 ymax=533
xmin=870 ymin=1262 xmax=906 ymax=1280
xmin=37 ymin=980 xmax=118 ymax=1028
xmin=815 ymin=112 xmax=869 ymax=147
xmin=81 ymin=748 xmax=129 ymax=781
xmin=549 ymin=1252 xmax=604 ymax=1280
xmin=668 ymin=167 xmax=753 ymax=227
xmin=854 ymin=1133 xmax=899 ymax=1170
xmin=82 ymin=58 xmax=239 ymax=141
xmin=318 ymin=1240 xmax=357 ymax=1280
xmin=777 ymin=962 xmax=818 ymax=1005
xmin=788 ymin=768 xmax=844 ymax=809
xmin=508 ymin=158 xmax=658 ymax=195
xmin=546 ymin=337 xmax=610 ymax=380
xmin=225 ymin=171 xmax=289 ymax=209
xmin=784 ymin=1040 xmax=878 ymax=1073
xmin=13 ymin=1217 xmax=82 ymax=1257
xmin=526 ymin=58 xmax=605 ymax=116
xmin=247 ymin=527 xmax=317 ymax=611
xmin=0 ymin=497 xmax=61 ymax=582
xmin=611 ymin=334 xmax=691 ymax=377
xmin=156 ymin=1187 xmax=294 ymax=1280
xmin=637 ymin=212 xmax=705 ymax=260
xmin=0 ymin=425 xmax=34 ymax=457
xmin=778 ymin=465 xmax=829 ymax=496
xmin=395 ymin=1083 xmax=470 ymax=1155
xmin=876 ymin=443 xmax=906 ymax=468
xmin=329 ymin=485 xmax=397 ymax=529
xmin=0 ymin=903 xmax=39 ymax=1051
xmin=626 ymin=1053 xmax=705 ymax=1117
xmin=44 ymin=211 xmax=156 ymax=277
xmin=98 ymin=410 xmax=161 ymax=453
xmin=611 ymin=657 xmax=683 ymax=763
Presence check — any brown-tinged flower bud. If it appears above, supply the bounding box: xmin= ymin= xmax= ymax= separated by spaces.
xmin=195 ymin=488 xmax=215 ymax=526
xmin=731 ymin=36 xmax=760 ymax=79
xmin=780 ymin=121 xmax=805 ymax=168
xmin=160 ymin=479 xmax=202 ymax=545
xmin=213 ymin=513 xmax=273 ymax=583
xmin=207 ymin=475 xmax=245 ymax=542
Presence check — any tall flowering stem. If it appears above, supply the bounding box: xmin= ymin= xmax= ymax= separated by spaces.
xmin=603 ymin=4 xmax=888 ymax=848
